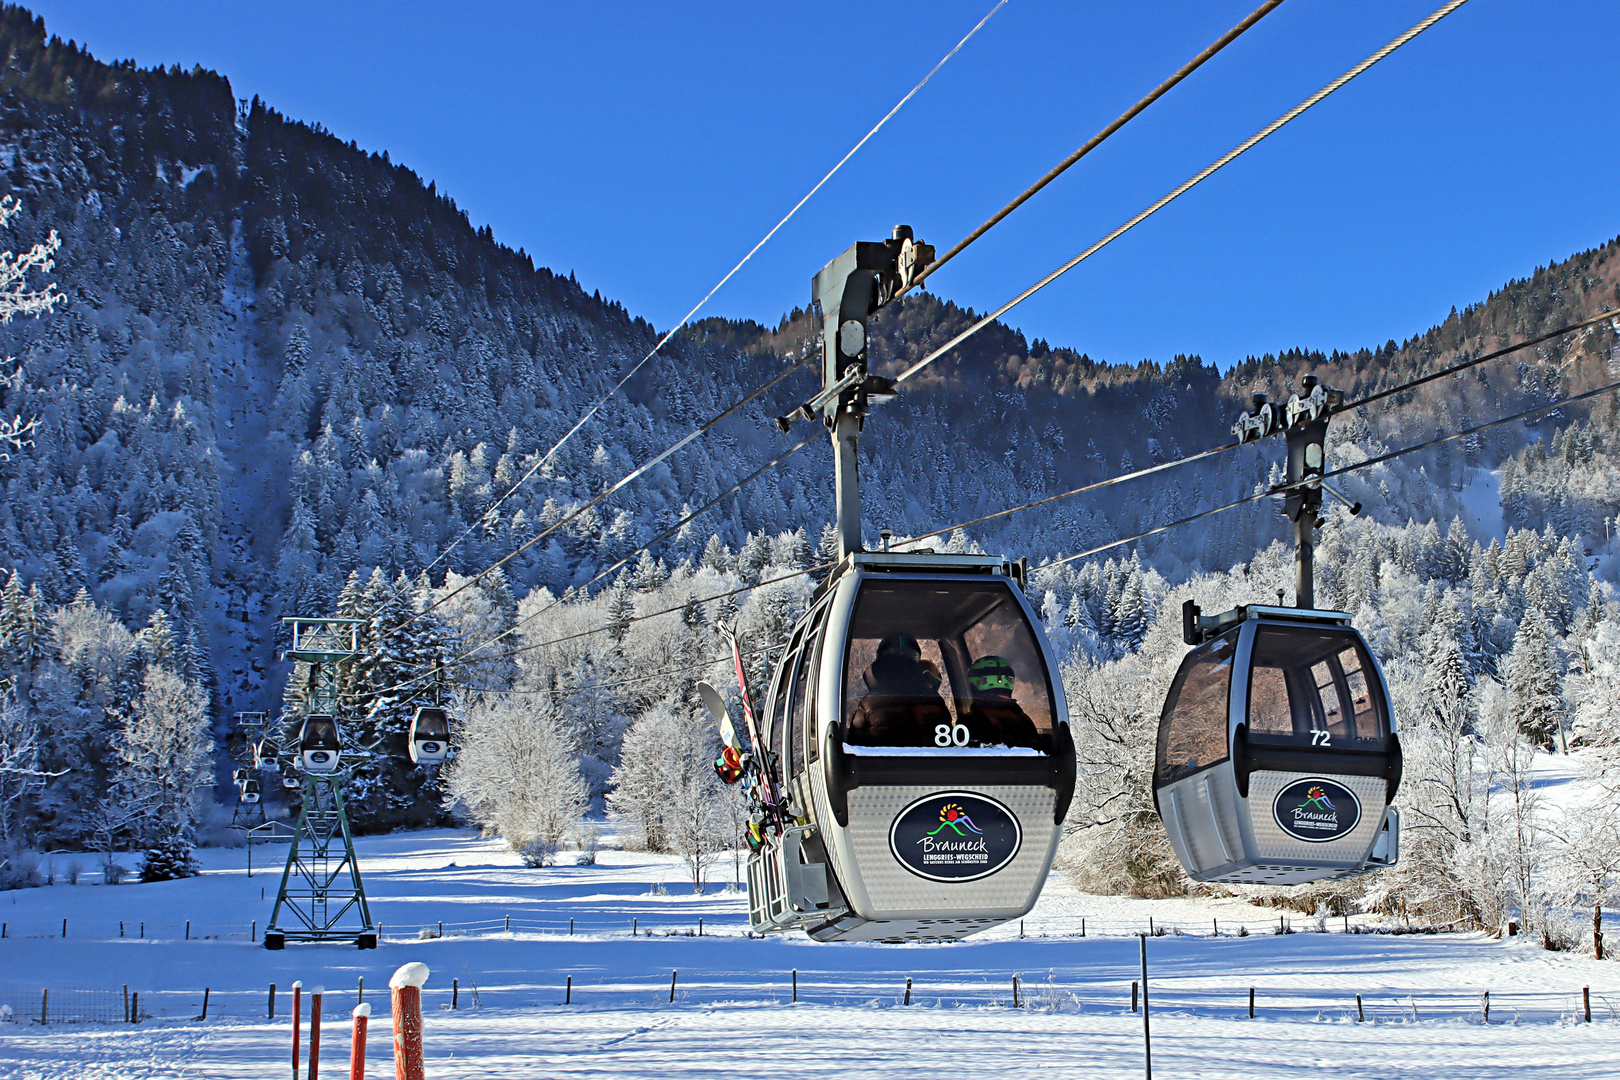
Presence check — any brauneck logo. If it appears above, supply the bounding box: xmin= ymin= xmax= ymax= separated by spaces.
xmin=1272 ymin=777 xmax=1362 ymax=843
xmin=889 ymin=792 xmax=1021 ymax=882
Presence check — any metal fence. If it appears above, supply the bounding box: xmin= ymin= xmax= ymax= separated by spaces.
xmin=0 ymin=985 xmax=134 ymax=1024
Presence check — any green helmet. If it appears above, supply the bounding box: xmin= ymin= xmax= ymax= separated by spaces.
xmin=969 ymin=655 xmax=1015 ymax=694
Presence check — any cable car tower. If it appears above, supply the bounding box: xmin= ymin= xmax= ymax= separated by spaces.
xmin=1156 ymin=378 xmax=1400 ymax=885
xmin=263 ymin=617 xmax=377 ymax=950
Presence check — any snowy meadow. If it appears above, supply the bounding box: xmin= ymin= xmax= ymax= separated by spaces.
xmin=1 ymin=829 xmax=1616 ymax=1079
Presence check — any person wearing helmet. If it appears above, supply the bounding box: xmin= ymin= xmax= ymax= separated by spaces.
xmin=846 ymin=634 xmax=953 ymax=747
xmin=961 ymin=655 xmax=1041 ymax=748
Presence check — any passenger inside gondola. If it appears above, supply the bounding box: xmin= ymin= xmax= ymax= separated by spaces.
xmin=961 ymin=655 xmax=1041 ymax=748
xmin=846 ymin=634 xmax=953 ymax=746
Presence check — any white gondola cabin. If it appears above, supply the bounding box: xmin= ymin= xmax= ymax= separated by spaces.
xmin=408 ymin=707 xmax=452 ymax=765
xmin=1154 ymin=605 xmax=1400 ymax=885
xmin=240 ymin=776 xmax=263 ymax=804
xmin=747 ymin=551 xmax=1075 ymax=942
xmin=298 ymin=714 xmax=342 ymax=774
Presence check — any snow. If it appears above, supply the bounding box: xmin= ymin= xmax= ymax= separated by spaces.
xmin=3 ymin=830 xmax=1618 ymax=1078
xmin=389 ymin=963 xmax=429 ymax=990
xmin=1456 ymin=465 xmax=1505 ymax=540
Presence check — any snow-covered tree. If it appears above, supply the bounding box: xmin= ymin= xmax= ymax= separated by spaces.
xmin=444 ymin=694 xmax=586 ymax=852
xmin=608 ymin=696 xmax=727 ymax=891
xmin=118 ymin=665 xmax=212 ymax=847
xmin=0 ymin=195 xmax=61 ymax=459
xmin=1503 ymin=610 xmax=1564 ymax=749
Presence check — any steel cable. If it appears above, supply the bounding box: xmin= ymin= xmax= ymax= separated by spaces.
xmin=383 ymin=2 xmax=1004 ymax=597
xmin=895 ymin=0 xmax=1473 ymax=385
xmin=913 ymin=0 xmax=1288 ymax=288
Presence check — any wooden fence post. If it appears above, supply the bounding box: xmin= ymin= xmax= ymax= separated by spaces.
xmin=1356 ymin=993 xmax=1364 ymax=1022
xmin=903 ymin=977 xmax=912 ymax=1006
xmin=451 ymin=979 xmax=458 ymax=1010
xmin=308 ymin=987 xmax=323 ymax=1080
xmin=1131 ymin=982 xmax=1138 ymax=1012
xmin=350 ymin=1003 xmax=370 ymax=1080
xmin=390 ymin=963 xmax=429 ymax=1080
xmin=200 ymin=988 xmax=210 ymax=1021
xmin=1012 ymin=976 xmax=1021 ymax=1009
xmin=792 ymin=970 xmax=797 ymax=1003
xmin=130 ymin=991 xmax=139 ymax=1023
xmin=1248 ymin=987 xmax=1255 ymax=1019
xmin=269 ymin=983 xmax=276 ymax=1020
xmin=40 ymin=988 xmax=47 ymax=1025
xmin=1584 ymin=986 xmax=1591 ymax=1023
xmin=1481 ymin=991 xmax=1489 ymax=1022
xmin=123 ymin=985 xmax=130 ymax=1024
xmin=565 ymin=976 xmax=571 ymax=1005
xmin=669 ymin=971 xmax=678 ymax=1003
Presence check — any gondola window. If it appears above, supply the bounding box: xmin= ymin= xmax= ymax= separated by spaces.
xmin=840 ymin=581 xmax=1053 ymax=751
xmin=1246 ymin=627 xmax=1388 ymax=749
xmin=1154 ymin=633 xmax=1234 ymax=786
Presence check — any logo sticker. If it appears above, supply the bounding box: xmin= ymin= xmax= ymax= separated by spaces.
xmin=1272 ymin=778 xmax=1362 ymax=843
xmin=889 ymin=792 xmax=1022 ymax=882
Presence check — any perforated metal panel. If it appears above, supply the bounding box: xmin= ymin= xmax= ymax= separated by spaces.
xmin=842 ymin=784 xmax=1057 ymax=919
xmin=1247 ymin=770 xmax=1386 ymax=864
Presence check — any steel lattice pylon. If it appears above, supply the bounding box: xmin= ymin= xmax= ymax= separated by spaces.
xmin=264 ymin=617 xmax=376 ymax=950
xmin=264 ymin=772 xmax=374 ymax=947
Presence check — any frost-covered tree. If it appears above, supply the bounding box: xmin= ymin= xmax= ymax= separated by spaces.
xmin=118 ymin=665 xmax=212 ymax=848
xmin=608 ymin=696 xmax=727 ymax=891
xmin=445 ymin=694 xmax=586 ymax=852
xmin=0 ymin=195 xmax=61 ymax=459
xmin=1503 ymin=610 xmax=1563 ymax=749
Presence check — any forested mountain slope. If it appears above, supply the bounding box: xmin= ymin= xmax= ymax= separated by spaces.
xmin=0 ymin=6 xmax=1617 ymax=849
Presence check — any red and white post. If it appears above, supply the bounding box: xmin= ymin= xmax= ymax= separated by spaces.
xmin=308 ymin=986 xmax=324 ymax=1080
xmin=389 ymin=963 xmax=429 ymax=1080
xmin=291 ymin=981 xmax=303 ymax=1080
xmin=350 ymin=1003 xmax=371 ymax=1080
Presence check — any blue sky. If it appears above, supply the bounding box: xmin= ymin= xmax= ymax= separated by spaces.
xmin=31 ymin=1 xmax=1620 ymax=369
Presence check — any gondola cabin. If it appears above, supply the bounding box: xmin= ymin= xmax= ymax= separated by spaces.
xmin=240 ymin=776 xmax=262 ymax=804
xmin=748 ymin=551 xmax=1075 ymax=942
xmin=298 ymin=714 xmax=342 ymax=774
xmin=1154 ymin=604 xmax=1400 ymax=885
xmin=408 ymin=707 xmax=452 ymax=765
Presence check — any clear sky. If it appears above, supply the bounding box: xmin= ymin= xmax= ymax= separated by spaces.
xmin=28 ymin=1 xmax=1620 ymax=369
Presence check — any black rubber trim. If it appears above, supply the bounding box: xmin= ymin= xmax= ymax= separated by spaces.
xmin=1244 ymin=743 xmax=1393 ymax=780
xmin=824 ymin=721 xmax=1063 ymax=826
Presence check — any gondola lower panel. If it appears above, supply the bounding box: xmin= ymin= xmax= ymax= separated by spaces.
xmin=1159 ymin=765 xmax=1389 ymax=885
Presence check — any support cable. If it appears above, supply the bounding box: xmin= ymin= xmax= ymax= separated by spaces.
xmin=895 ymin=0 xmax=1472 ymax=385
xmin=438 ymin=433 xmax=821 ymax=667
xmin=373 ymin=306 xmax=1617 ymax=695
xmin=897 ymin=308 xmax=1619 ymax=551
xmin=400 ymin=356 xmax=811 ymax=629
xmin=1037 ymin=379 xmax=1620 ymax=572
xmin=913 ymin=0 xmax=1287 ymax=289
xmin=396 ymin=1 xmax=1004 ymax=587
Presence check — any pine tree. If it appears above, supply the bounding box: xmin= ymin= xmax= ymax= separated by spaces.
xmin=1504 ymin=610 xmax=1563 ymax=749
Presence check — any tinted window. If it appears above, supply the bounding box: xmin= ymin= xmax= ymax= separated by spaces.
xmin=1154 ymin=633 xmax=1235 ymax=787
xmin=841 ymin=579 xmax=1053 ymax=750
xmin=1246 ymin=625 xmax=1389 ymax=749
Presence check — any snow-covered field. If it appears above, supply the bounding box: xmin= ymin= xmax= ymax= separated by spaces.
xmin=2 ymin=831 xmax=1616 ymax=1078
